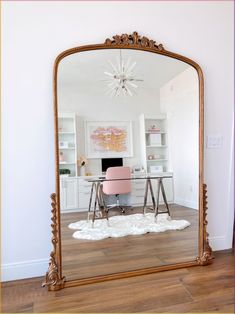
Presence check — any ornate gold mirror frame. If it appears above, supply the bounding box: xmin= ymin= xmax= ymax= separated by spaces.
xmin=43 ymin=32 xmax=213 ymax=291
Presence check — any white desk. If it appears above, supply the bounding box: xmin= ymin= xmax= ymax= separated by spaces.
xmin=86 ymin=174 xmax=172 ymax=226
xmin=60 ymin=172 xmax=174 ymax=213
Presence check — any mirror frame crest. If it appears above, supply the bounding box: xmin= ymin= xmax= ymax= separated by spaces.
xmin=42 ymin=32 xmax=213 ymax=291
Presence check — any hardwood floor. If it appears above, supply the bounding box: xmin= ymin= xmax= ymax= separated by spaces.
xmin=61 ymin=205 xmax=198 ymax=280
xmin=2 ymin=250 xmax=234 ymax=313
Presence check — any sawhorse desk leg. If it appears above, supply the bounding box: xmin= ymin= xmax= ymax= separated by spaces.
xmin=143 ymin=178 xmax=156 ymax=215
xmin=155 ymin=178 xmax=171 ymax=218
xmin=87 ymin=182 xmax=109 ymax=228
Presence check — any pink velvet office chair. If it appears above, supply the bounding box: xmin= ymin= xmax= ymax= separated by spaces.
xmin=102 ymin=166 xmax=132 ymax=214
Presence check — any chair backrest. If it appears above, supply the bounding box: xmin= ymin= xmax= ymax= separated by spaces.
xmin=102 ymin=166 xmax=132 ymax=195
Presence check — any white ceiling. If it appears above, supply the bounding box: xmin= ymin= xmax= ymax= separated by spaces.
xmin=58 ymin=48 xmax=192 ymax=95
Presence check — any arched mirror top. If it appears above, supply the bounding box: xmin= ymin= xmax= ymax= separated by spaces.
xmin=54 ymin=31 xmax=203 ymax=77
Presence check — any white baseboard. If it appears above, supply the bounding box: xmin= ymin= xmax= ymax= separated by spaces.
xmin=174 ymin=198 xmax=198 ymax=209
xmin=61 ymin=208 xmax=85 ymax=214
xmin=1 ymin=258 xmax=49 ymax=282
xmin=1 ymin=235 xmax=232 ymax=282
xmin=208 ymin=235 xmax=232 ymax=251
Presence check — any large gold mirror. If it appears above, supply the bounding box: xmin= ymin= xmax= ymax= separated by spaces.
xmin=43 ymin=32 xmax=213 ymax=291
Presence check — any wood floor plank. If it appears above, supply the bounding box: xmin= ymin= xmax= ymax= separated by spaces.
xmin=150 ymin=287 xmax=234 ymax=313
xmin=2 ymin=250 xmax=234 ymax=313
xmin=61 ymin=205 xmax=199 ymax=281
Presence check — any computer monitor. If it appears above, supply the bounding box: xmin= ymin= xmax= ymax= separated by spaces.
xmin=101 ymin=158 xmax=123 ymax=173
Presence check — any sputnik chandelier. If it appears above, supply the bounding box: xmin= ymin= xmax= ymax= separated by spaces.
xmin=103 ymin=50 xmax=143 ymax=96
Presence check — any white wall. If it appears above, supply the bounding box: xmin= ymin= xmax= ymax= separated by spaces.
xmin=160 ymin=68 xmax=199 ymax=209
xmin=2 ymin=1 xmax=234 ymax=281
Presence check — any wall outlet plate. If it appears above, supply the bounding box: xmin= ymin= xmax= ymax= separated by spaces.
xmin=206 ymin=135 xmax=223 ymax=149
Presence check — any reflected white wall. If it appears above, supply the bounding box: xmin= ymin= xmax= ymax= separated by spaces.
xmin=161 ymin=68 xmax=199 ymax=209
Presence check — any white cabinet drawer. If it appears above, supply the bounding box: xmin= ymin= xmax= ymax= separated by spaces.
xmin=159 ymin=178 xmax=174 ymax=203
xmin=132 ymin=194 xmax=152 ymax=205
xmin=78 ymin=190 xmax=94 ymax=209
xmin=79 ymin=190 xmax=92 ymax=197
xmin=79 ymin=187 xmax=92 ymax=196
xmin=60 ymin=178 xmax=78 ymax=211
xmin=131 ymin=177 xmax=174 ymax=206
xmin=132 ymin=194 xmax=144 ymax=203
xmin=133 ymin=187 xmax=145 ymax=196
xmin=78 ymin=180 xmax=93 ymax=194
xmin=132 ymin=180 xmax=146 ymax=188
xmin=131 ymin=181 xmax=146 ymax=199
xmin=78 ymin=179 xmax=92 ymax=187
xmin=79 ymin=196 xmax=91 ymax=208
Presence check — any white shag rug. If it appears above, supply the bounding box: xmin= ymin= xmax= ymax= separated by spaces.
xmin=68 ymin=213 xmax=191 ymax=241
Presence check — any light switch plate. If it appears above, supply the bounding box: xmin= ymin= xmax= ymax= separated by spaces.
xmin=206 ymin=135 xmax=223 ymax=149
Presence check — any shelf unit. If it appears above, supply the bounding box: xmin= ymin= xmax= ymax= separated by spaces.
xmin=139 ymin=113 xmax=168 ymax=173
xmin=146 ymin=145 xmax=167 ymax=148
xmin=58 ymin=113 xmax=77 ymax=177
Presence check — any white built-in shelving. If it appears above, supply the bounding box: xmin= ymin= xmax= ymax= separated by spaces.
xmin=58 ymin=113 xmax=77 ymax=177
xmin=139 ymin=114 xmax=168 ymax=173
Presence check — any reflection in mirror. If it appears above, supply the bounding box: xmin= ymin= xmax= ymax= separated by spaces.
xmin=57 ymin=49 xmax=199 ymax=281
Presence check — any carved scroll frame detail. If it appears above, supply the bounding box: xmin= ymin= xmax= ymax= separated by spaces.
xmin=197 ymin=184 xmax=213 ymax=265
xmin=104 ymin=31 xmax=164 ymax=51
xmin=42 ymin=193 xmax=65 ymax=291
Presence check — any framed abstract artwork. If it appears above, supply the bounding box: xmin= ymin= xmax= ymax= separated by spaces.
xmin=85 ymin=121 xmax=133 ymax=158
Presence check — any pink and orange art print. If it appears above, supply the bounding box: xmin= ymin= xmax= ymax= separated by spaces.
xmin=85 ymin=121 xmax=133 ymax=158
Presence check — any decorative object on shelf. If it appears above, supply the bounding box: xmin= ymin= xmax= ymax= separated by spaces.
xmin=149 ymin=165 xmax=164 ymax=173
xmin=59 ymin=169 xmax=70 ymax=177
xmin=59 ymin=152 xmax=65 ymax=163
xmin=147 ymin=154 xmax=163 ymax=161
xmin=132 ymin=165 xmax=145 ymax=174
xmin=148 ymin=124 xmax=161 ymax=133
xmin=103 ymin=49 xmax=143 ymax=97
xmin=59 ymin=141 xmax=69 ymax=148
xmin=78 ymin=156 xmax=88 ymax=176
xmin=80 ymin=167 xmax=86 ymax=176
xmin=154 ymin=154 xmax=162 ymax=160
xmin=149 ymin=133 xmax=162 ymax=146
xmin=78 ymin=156 xmax=88 ymax=167
xmin=85 ymin=121 xmax=133 ymax=158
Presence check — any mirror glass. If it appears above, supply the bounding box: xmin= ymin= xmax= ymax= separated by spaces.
xmin=57 ymin=49 xmax=199 ymax=281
